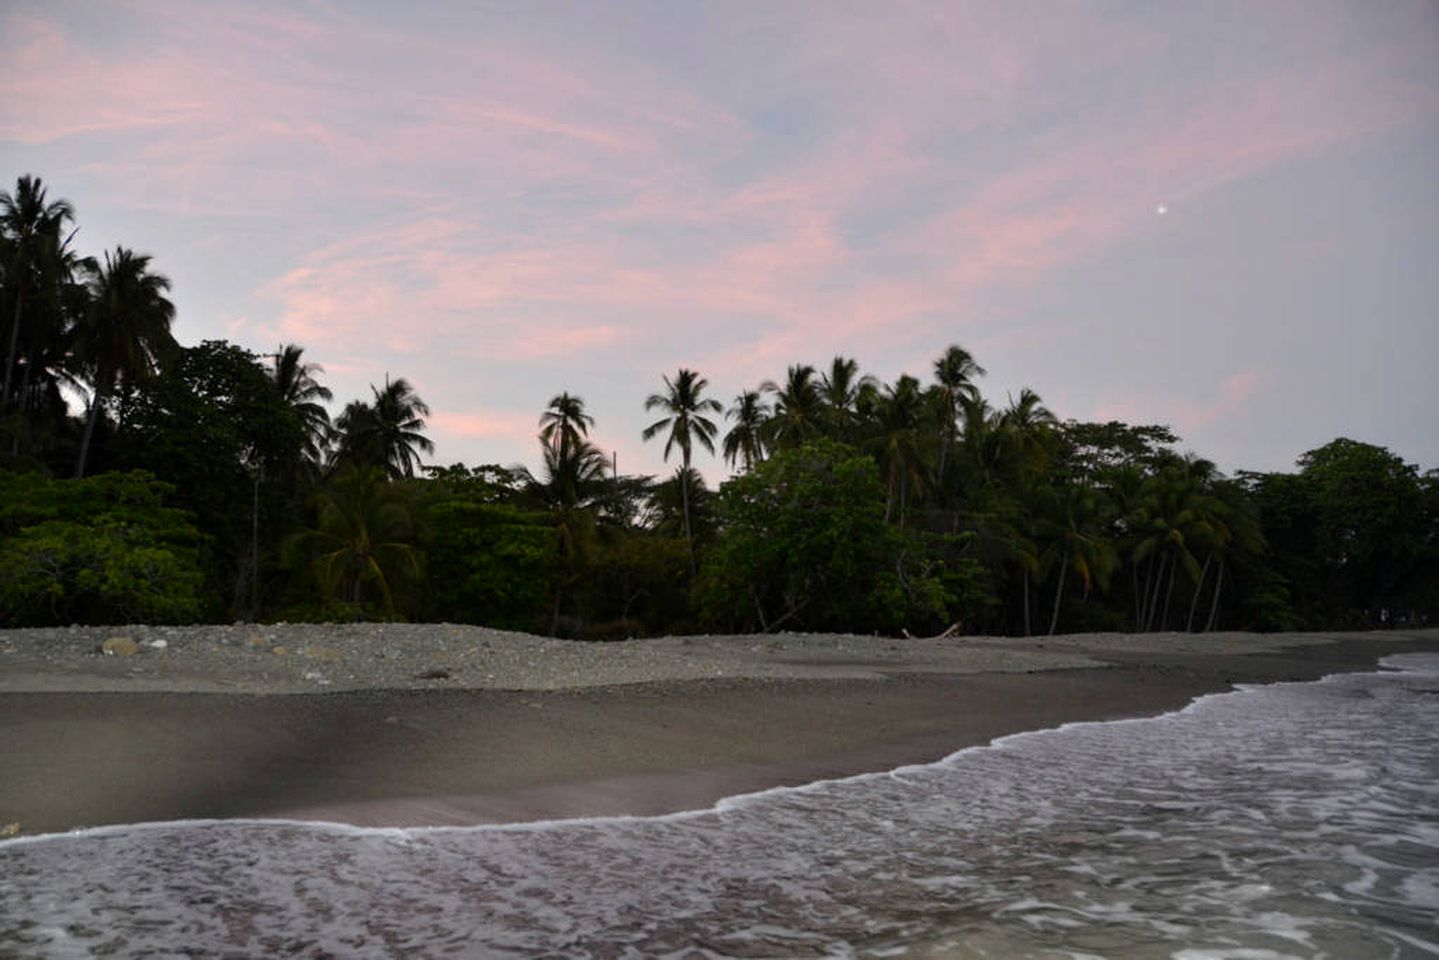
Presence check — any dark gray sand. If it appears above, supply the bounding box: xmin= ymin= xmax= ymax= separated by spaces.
xmin=2 ymin=628 xmax=1436 ymax=835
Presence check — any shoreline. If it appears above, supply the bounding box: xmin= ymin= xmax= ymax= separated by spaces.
xmin=2 ymin=628 xmax=1436 ymax=837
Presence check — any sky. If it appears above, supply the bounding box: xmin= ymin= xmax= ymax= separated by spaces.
xmin=3 ymin=0 xmax=1437 ymax=482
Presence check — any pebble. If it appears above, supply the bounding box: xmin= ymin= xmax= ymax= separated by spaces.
xmin=0 ymin=622 xmax=1130 ymax=695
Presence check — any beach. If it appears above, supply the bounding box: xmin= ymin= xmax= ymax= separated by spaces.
xmin=2 ymin=625 xmax=1437 ymax=837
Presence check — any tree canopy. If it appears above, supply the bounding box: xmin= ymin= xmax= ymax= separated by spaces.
xmin=3 ymin=172 xmax=1435 ymax=635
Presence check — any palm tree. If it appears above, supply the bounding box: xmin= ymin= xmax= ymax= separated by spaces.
xmin=530 ymin=433 xmax=610 ymax=511
xmin=1200 ymin=481 xmax=1266 ymax=632
xmin=287 ymin=465 xmax=424 ymax=614
xmin=999 ymin=388 xmax=1058 ymax=478
xmin=539 ymin=391 xmax=594 ymax=463
xmin=520 ymin=434 xmax=610 ymax=634
xmin=1130 ymin=461 xmax=1216 ymax=631
xmin=270 ymin=343 xmax=332 ymax=472
xmin=333 ymin=376 xmax=433 ymax=479
xmin=642 ymin=368 xmax=722 ymax=567
xmin=933 ymin=344 xmax=986 ymax=488
xmin=761 ymin=364 xmax=824 ymax=450
xmin=648 ymin=466 xmax=713 ymax=539
xmin=1 ymin=176 xmax=77 ymax=409
xmin=1037 ymin=483 xmax=1118 ymax=635
xmin=369 ymin=376 xmax=433 ymax=478
xmin=72 ymin=247 xmax=177 ymax=477
xmin=954 ymin=393 xmax=1005 ymax=499
xmin=723 ymin=389 xmax=769 ymax=472
xmin=868 ymin=375 xmax=929 ymax=525
xmin=819 ymin=355 xmax=876 ymax=440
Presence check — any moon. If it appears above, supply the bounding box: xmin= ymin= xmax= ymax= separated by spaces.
xmin=1156 ymin=204 xmax=1168 ymax=215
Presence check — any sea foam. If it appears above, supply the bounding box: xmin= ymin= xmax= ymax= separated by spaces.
xmin=3 ymin=654 xmax=1436 ymax=958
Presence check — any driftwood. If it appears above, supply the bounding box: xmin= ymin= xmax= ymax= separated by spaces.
xmin=901 ymin=621 xmax=963 ymax=640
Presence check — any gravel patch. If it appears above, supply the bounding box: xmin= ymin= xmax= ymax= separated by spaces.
xmin=2 ymin=624 xmax=1432 ymax=695
xmin=0 ymin=623 xmax=1108 ymax=694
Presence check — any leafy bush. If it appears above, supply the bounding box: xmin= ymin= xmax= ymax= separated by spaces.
xmin=0 ymin=470 xmax=205 ymax=625
xmin=697 ymin=439 xmax=953 ymax=634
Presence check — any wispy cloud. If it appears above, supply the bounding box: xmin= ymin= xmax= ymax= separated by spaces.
xmin=4 ymin=0 xmax=1435 ymax=473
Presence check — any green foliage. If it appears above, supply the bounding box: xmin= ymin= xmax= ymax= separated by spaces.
xmin=424 ymin=492 xmax=557 ymax=630
xmin=119 ymin=339 xmax=304 ymax=615
xmin=1243 ymin=438 xmax=1435 ymax=627
xmin=0 ymin=470 xmax=204 ymax=625
xmin=1055 ymin=420 xmax=1179 ymax=481
xmin=284 ymin=466 xmax=427 ymax=617
xmin=697 ymin=439 xmax=950 ymax=634
xmin=5 ymin=183 xmax=1434 ymax=639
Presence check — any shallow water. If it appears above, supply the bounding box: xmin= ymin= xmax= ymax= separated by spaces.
xmin=2 ymin=654 xmax=1436 ymax=959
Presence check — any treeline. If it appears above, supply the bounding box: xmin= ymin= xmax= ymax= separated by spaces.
xmin=3 ymin=174 xmax=1436 ymax=635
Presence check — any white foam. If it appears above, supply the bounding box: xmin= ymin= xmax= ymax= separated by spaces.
xmin=4 ymin=654 xmax=1437 ymax=958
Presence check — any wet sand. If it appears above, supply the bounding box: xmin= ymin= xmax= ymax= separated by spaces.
xmin=2 ymin=629 xmax=1435 ymax=836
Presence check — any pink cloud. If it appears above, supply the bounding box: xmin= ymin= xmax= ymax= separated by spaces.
xmin=1093 ymin=371 xmax=1265 ymax=435
xmin=428 ymin=409 xmax=536 ymax=443
xmin=6 ymin=1 xmax=1432 ymax=477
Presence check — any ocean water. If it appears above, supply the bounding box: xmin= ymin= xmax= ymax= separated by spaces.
xmin=2 ymin=655 xmax=1436 ymax=959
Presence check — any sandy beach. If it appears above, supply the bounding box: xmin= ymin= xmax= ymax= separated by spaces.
xmin=2 ymin=625 xmax=1436 ymax=837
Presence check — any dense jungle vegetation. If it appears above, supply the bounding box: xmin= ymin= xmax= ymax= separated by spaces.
xmin=3 ymin=176 xmax=1436 ymax=635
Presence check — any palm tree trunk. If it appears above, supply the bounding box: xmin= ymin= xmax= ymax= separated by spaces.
xmin=11 ymin=346 xmax=33 ymax=455
xmin=2 ymin=291 xmax=21 ymax=406
xmin=1205 ymin=558 xmax=1226 ymax=632
xmin=75 ymin=381 xmax=107 ymax=478
xmin=679 ymin=461 xmax=695 ymax=575
xmin=1022 ymin=567 xmax=1031 ymax=637
xmin=937 ymin=436 xmax=948 ymax=494
xmin=1160 ymin=555 xmax=1179 ymax=632
xmin=1186 ymin=554 xmax=1212 ymax=632
xmin=1145 ymin=552 xmax=1168 ymax=631
xmin=251 ymin=470 xmax=261 ymax=618
xmin=1048 ymin=559 xmax=1066 ymax=636
xmin=1132 ymin=560 xmax=1142 ymax=632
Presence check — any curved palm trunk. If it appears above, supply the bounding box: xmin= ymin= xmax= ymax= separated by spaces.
xmin=11 ymin=344 xmax=34 ymax=455
xmin=680 ymin=456 xmax=695 ymax=575
xmin=1145 ymin=552 xmax=1168 ymax=632
xmin=1186 ymin=554 xmax=1212 ymax=632
xmin=1048 ymin=559 xmax=1066 ymax=636
xmin=1160 ymin=555 xmax=1179 ymax=631
xmin=75 ymin=380 xmax=107 ymax=478
xmin=2 ymin=292 xmax=21 ymax=406
xmin=1131 ymin=561 xmax=1140 ymax=631
xmin=1022 ymin=567 xmax=1031 ymax=637
xmin=884 ymin=465 xmax=897 ymax=524
xmin=1205 ymin=558 xmax=1226 ymax=632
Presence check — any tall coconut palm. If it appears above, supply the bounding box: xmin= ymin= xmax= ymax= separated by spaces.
xmin=1037 ymin=483 xmax=1118 ymax=635
xmin=1130 ymin=462 xmax=1215 ymax=631
xmin=1 ymin=176 xmax=77 ymax=409
xmin=723 ymin=389 xmax=769 ymax=472
xmin=819 ymin=355 xmax=876 ymax=441
xmin=72 ymin=247 xmax=177 ymax=477
xmin=287 ymin=465 xmax=424 ymax=614
xmin=1201 ymin=481 xmax=1266 ymax=632
xmin=269 ymin=343 xmax=332 ymax=472
xmin=539 ymin=391 xmax=594 ymax=463
xmin=868 ymin=375 xmax=928 ymax=525
xmin=954 ymin=393 xmax=1004 ymax=499
xmin=999 ymin=387 xmax=1058 ymax=478
xmin=642 ymin=368 xmax=722 ymax=566
xmin=933 ymin=344 xmax=986 ymax=488
xmin=332 ymin=376 xmax=433 ymax=479
xmin=761 ymin=364 xmax=823 ymax=450
xmin=520 ymin=433 xmax=610 ymax=635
